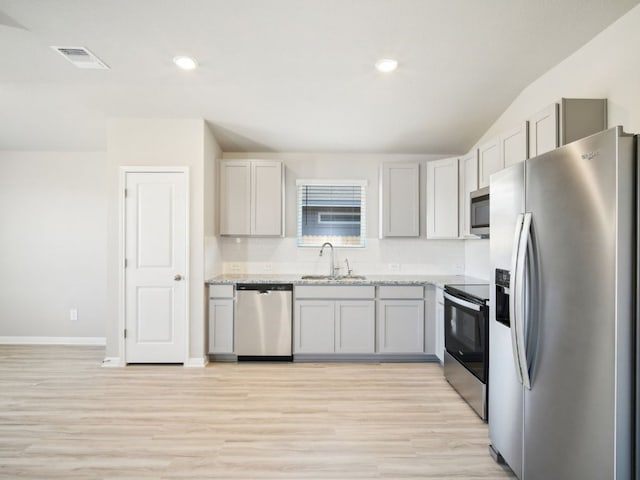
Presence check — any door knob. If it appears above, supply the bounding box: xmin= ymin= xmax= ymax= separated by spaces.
xmin=174 ymin=274 xmax=183 ymax=281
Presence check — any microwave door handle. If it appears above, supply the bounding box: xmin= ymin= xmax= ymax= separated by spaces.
xmin=515 ymin=213 xmax=533 ymax=389
xmin=510 ymin=214 xmax=525 ymax=385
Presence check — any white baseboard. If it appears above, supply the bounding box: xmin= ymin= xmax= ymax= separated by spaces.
xmin=185 ymin=356 xmax=208 ymax=368
xmin=0 ymin=336 xmax=106 ymax=346
xmin=101 ymin=357 xmax=208 ymax=368
xmin=101 ymin=357 xmax=125 ymax=367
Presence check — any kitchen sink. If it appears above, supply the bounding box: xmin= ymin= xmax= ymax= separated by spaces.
xmin=300 ymin=275 xmax=366 ymax=281
xmin=336 ymin=275 xmax=366 ymax=281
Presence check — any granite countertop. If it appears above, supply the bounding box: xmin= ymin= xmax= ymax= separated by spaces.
xmin=206 ymin=274 xmax=488 ymax=288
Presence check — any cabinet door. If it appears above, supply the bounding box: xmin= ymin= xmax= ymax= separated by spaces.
xmin=435 ymin=295 xmax=444 ymax=364
xmin=377 ymin=300 xmax=425 ymax=353
xmin=208 ymin=299 xmax=234 ymax=354
xmin=458 ymin=150 xmax=478 ymax=238
xmin=335 ymin=301 xmax=375 ymax=353
xmin=426 ymin=157 xmax=459 ymax=239
xmin=380 ymin=163 xmax=419 ymax=237
xmin=424 ymin=286 xmax=435 ymax=354
xmin=478 ymin=138 xmax=502 ymax=188
xmin=252 ymin=161 xmax=283 ymax=236
xmin=294 ymin=300 xmax=335 ymax=353
xmin=501 ymin=122 xmax=529 ymax=168
xmin=220 ymin=161 xmax=251 ymax=235
xmin=560 ymin=98 xmax=607 ymax=145
xmin=528 ymin=103 xmax=559 ymax=157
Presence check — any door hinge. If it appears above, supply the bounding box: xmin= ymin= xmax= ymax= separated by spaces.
xmin=124 ymin=329 xmax=127 ymax=339
xmin=124 ymin=258 xmax=128 ymax=268
xmin=124 ymin=188 xmax=128 ymax=198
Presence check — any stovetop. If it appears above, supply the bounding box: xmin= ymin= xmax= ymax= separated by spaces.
xmin=444 ymin=283 xmax=490 ymax=304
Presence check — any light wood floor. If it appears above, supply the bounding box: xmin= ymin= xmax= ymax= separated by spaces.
xmin=0 ymin=345 xmax=516 ymax=479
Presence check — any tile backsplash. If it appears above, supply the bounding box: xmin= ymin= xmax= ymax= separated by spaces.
xmin=219 ymin=236 xmax=467 ymax=276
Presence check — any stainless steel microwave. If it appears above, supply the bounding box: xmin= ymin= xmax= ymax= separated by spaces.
xmin=470 ymin=187 xmax=489 ymax=237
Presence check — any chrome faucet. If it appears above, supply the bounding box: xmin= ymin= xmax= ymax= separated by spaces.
xmin=319 ymin=242 xmax=337 ymax=277
xmin=345 ymin=258 xmax=353 ymax=277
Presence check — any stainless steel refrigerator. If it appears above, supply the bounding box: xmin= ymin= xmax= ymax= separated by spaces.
xmin=488 ymin=126 xmax=636 ymax=479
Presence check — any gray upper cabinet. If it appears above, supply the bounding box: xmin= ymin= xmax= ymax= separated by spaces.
xmin=220 ymin=160 xmax=251 ymax=235
xmin=426 ymin=157 xmax=459 ymax=239
xmin=529 ymin=98 xmax=607 ymax=157
xmin=528 ymin=103 xmax=559 ymax=157
xmin=458 ymin=149 xmax=478 ymax=239
xmin=220 ymin=160 xmax=284 ymax=236
xmin=478 ymin=137 xmax=502 ymax=188
xmin=380 ymin=162 xmax=420 ymax=237
xmin=500 ymin=121 xmax=529 ymax=168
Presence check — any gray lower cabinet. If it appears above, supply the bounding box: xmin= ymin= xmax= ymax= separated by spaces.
xmin=294 ymin=285 xmax=376 ymax=354
xmin=294 ymin=298 xmax=375 ymax=354
xmin=294 ymin=300 xmax=335 ymax=353
xmin=377 ymin=285 xmax=425 ymax=354
xmin=434 ymin=286 xmax=445 ymax=364
xmin=293 ymin=284 xmax=429 ymax=358
xmin=209 ymin=283 xmax=433 ymax=360
xmin=335 ymin=301 xmax=376 ymax=353
xmin=208 ymin=285 xmax=234 ymax=354
xmin=377 ymin=300 xmax=424 ymax=353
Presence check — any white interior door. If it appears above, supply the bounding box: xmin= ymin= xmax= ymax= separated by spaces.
xmin=125 ymin=171 xmax=187 ymax=363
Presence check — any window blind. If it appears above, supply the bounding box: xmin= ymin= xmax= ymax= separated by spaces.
xmin=296 ymin=183 xmax=366 ymax=247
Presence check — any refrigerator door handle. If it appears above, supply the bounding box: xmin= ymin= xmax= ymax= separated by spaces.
xmin=515 ymin=212 xmax=532 ymax=389
xmin=509 ymin=214 xmax=525 ymax=385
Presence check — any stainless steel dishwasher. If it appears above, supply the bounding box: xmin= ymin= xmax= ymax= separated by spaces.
xmin=234 ymin=284 xmax=293 ymax=361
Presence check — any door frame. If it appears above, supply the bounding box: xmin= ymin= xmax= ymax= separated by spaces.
xmin=118 ymin=166 xmax=190 ymax=365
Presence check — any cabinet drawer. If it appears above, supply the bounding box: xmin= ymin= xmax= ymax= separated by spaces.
xmin=209 ymin=284 xmax=234 ymax=299
xmin=378 ymin=285 xmax=423 ymax=299
xmin=295 ymin=285 xmax=375 ymax=300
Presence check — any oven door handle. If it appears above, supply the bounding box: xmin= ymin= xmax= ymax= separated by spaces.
xmin=443 ymin=292 xmax=482 ymax=312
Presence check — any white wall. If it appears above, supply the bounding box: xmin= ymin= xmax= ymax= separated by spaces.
xmin=220 ymin=152 xmax=466 ymax=276
xmin=106 ymin=118 xmax=214 ymax=364
xmin=464 ymin=239 xmax=490 ymax=281
xmin=478 ymin=4 xmax=640 ymax=144
xmin=0 ymin=151 xmax=107 ymax=341
xmin=464 ymin=4 xmax=640 ymax=281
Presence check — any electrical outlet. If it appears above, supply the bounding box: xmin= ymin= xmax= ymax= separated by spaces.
xmin=388 ymin=263 xmax=400 ymax=272
xmin=263 ymin=263 xmax=273 ymax=273
xmin=229 ymin=263 xmax=241 ymax=273
xmin=70 ymin=308 xmax=78 ymax=321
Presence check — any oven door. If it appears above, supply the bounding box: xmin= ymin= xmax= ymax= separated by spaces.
xmin=444 ymin=292 xmax=487 ymax=383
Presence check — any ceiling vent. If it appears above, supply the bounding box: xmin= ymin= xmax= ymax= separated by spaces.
xmin=51 ymin=46 xmax=109 ymax=69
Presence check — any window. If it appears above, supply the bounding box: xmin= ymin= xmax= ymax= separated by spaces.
xmin=296 ymin=180 xmax=367 ymax=247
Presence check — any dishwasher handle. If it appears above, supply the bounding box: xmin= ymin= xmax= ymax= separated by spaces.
xmin=236 ymin=283 xmax=293 ymax=292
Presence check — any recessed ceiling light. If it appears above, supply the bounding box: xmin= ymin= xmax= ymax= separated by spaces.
xmin=173 ymin=56 xmax=198 ymax=70
xmin=375 ymin=58 xmax=398 ymax=73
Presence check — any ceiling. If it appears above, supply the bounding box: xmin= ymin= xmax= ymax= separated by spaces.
xmin=0 ymin=0 xmax=638 ymax=154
